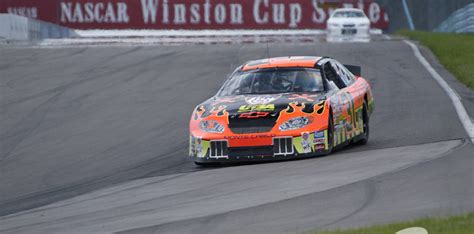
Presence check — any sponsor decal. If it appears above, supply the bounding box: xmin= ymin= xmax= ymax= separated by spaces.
xmin=315 ymin=144 xmax=325 ymax=150
xmin=59 ymin=2 xmax=130 ymax=23
xmin=6 ymin=6 xmax=38 ymax=18
xmin=238 ymin=104 xmax=275 ymax=112
xmin=314 ymin=138 xmax=325 ymax=144
xmin=314 ymin=130 xmax=324 ymax=139
xmin=245 ymin=95 xmax=280 ymax=105
xmin=196 ymin=137 xmax=203 ymax=156
xmin=313 ymin=130 xmax=326 ymax=145
xmin=301 ymin=132 xmax=312 ymax=153
xmin=224 ymin=134 xmax=275 ymax=140
xmin=0 ymin=0 xmax=390 ymax=30
xmin=239 ymin=112 xmax=270 ymax=118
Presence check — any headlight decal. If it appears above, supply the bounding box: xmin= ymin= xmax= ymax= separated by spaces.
xmin=279 ymin=117 xmax=312 ymax=131
xmin=277 ymin=102 xmax=318 ymax=130
xmin=199 ymin=120 xmax=225 ymax=133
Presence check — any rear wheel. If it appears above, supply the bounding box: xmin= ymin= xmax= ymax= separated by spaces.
xmin=356 ymin=101 xmax=369 ymax=145
xmin=325 ymin=112 xmax=335 ymax=155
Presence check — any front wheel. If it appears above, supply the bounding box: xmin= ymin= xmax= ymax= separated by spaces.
xmin=356 ymin=101 xmax=370 ymax=145
xmin=325 ymin=112 xmax=335 ymax=155
xmin=194 ymin=161 xmax=221 ymax=167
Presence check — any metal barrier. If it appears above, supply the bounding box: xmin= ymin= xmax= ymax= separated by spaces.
xmin=435 ymin=3 xmax=474 ymax=33
xmin=0 ymin=13 xmax=77 ymax=41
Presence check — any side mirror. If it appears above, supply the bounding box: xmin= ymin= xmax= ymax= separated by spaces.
xmin=344 ymin=64 xmax=361 ymax=76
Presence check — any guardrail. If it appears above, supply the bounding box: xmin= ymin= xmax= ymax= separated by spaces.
xmin=0 ymin=13 xmax=77 ymax=41
xmin=435 ymin=3 xmax=474 ymax=33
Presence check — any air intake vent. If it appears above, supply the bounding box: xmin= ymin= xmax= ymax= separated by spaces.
xmin=273 ymin=137 xmax=294 ymax=156
xmin=228 ymin=114 xmax=278 ymax=134
xmin=210 ymin=140 xmax=229 ymax=159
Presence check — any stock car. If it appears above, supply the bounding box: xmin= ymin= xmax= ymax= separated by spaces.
xmin=326 ymin=8 xmax=371 ymax=42
xmin=189 ymin=56 xmax=374 ymax=165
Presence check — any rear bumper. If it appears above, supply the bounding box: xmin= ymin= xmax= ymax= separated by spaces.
xmin=326 ymin=26 xmax=370 ymax=42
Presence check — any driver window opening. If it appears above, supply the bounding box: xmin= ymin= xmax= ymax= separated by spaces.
xmin=324 ymin=62 xmax=346 ymax=89
xmin=217 ymin=68 xmax=324 ymax=96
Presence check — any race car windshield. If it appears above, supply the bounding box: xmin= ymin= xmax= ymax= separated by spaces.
xmin=333 ymin=11 xmax=365 ymax=18
xmin=217 ymin=68 xmax=324 ymax=96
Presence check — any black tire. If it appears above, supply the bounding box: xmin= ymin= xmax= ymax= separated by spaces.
xmin=356 ymin=101 xmax=370 ymax=145
xmin=325 ymin=112 xmax=335 ymax=155
xmin=194 ymin=161 xmax=220 ymax=167
xmin=194 ymin=161 xmax=206 ymax=166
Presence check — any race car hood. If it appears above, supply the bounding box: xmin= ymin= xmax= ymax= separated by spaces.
xmin=197 ymin=93 xmax=327 ymax=119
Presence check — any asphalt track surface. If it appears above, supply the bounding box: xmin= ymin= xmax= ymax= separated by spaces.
xmin=0 ymin=39 xmax=473 ymax=233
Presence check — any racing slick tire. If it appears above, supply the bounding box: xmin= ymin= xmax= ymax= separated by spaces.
xmin=325 ymin=111 xmax=335 ymax=155
xmin=194 ymin=161 xmax=221 ymax=167
xmin=355 ymin=101 xmax=369 ymax=145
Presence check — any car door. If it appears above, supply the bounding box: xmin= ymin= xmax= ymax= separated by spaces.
xmin=334 ymin=60 xmax=370 ymax=140
xmin=323 ymin=60 xmax=358 ymax=145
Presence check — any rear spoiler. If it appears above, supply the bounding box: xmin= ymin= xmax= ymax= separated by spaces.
xmin=344 ymin=64 xmax=361 ymax=76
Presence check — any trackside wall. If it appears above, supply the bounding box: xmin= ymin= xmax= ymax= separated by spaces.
xmin=0 ymin=13 xmax=77 ymax=41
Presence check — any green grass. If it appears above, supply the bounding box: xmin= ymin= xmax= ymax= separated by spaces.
xmin=309 ymin=213 xmax=474 ymax=234
xmin=398 ymin=30 xmax=474 ymax=90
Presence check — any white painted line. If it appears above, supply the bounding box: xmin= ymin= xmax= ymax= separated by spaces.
xmin=404 ymin=40 xmax=474 ymax=143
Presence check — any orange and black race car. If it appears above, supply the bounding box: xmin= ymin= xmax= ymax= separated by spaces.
xmin=189 ymin=56 xmax=374 ymax=165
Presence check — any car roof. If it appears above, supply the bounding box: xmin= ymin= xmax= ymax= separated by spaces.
xmin=333 ymin=8 xmax=364 ymax=13
xmin=242 ymin=56 xmax=323 ymax=71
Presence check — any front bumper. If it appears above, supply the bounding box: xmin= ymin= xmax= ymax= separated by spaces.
xmin=189 ymin=130 xmax=330 ymax=163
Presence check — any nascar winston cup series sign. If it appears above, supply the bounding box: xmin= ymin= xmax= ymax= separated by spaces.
xmin=0 ymin=0 xmax=389 ymax=29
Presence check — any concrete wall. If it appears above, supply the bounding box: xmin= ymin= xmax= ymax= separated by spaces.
xmin=0 ymin=13 xmax=77 ymax=42
xmin=376 ymin=0 xmax=474 ymax=32
xmin=0 ymin=14 xmax=29 ymax=40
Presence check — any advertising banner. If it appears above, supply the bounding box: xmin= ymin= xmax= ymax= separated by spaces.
xmin=0 ymin=0 xmax=389 ymax=30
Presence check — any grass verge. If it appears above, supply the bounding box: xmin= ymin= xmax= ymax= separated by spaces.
xmin=398 ymin=30 xmax=474 ymax=90
xmin=310 ymin=212 xmax=474 ymax=234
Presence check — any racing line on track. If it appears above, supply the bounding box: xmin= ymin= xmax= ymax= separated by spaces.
xmin=404 ymin=40 xmax=474 ymax=143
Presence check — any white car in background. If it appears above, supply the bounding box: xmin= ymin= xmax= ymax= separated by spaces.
xmin=326 ymin=8 xmax=371 ymax=42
